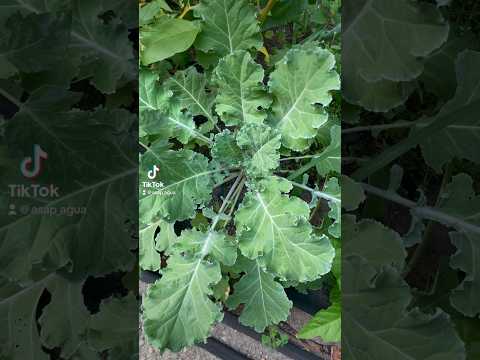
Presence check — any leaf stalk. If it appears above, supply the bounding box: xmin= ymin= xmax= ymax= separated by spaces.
xmin=258 ymin=0 xmax=278 ymax=23
xmin=402 ymin=164 xmax=453 ymax=277
xmin=211 ymin=173 xmax=243 ymax=230
xmin=361 ymin=182 xmax=480 ymax=236
xmin=178 ymin=4 xmax=192 ymax=19
xmin=290 ymin=181 xmax=340 ymax=203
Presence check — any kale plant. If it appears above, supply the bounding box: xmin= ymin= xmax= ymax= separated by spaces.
xmin=0 ymin=0 xmax=138 ymax=358
xmin=139 ymin=0 xmax=341 ymax=352
xmin=343 ymin=0 xmax=480 ymax=358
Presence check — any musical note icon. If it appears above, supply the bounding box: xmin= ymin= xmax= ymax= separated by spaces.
xmin=20 ymin=144 xmax=48 ymax=179
xmin=148 ymin=165 xmax=160 ymax=180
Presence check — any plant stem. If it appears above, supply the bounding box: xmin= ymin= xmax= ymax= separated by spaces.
xmin=0 ymin=87 xmax=22 ymax=109
xmin=275 ymin=169 xmax=295 ymax=174
xmin=178 ymin=4 xmax=192 ymax=19
xmin=290 ymin=181 xmax=340 ymax=203
xmin=343 ymin=122 xmax=478 ymax=134
xmin=189 ymin=130 xmax=212 ymax=145
xmin=402 ymin=164 xmax=453 ymax=277
xmin=139 ymin=141 xmax=150 ymax=152
xmin=166 ymin=116 xmax=212 ymax=144
xmin=352 ymin=98 xmax=480 ymax=180
xmin=286 ymin=148 xmax=338 ymax=180
xmin=213 ymin=173 xmax=240 ymax=189
xmin=342 ymin=157 xmax=369 ymax=163
xmin=280 ymin=151 xmax=342 ymax=164
xmin=280 ymin=154 xmax=319 ymax=162
xmin=361 ymin=182 xmax=480 ymax=235
xmin=309 ymin=197 xmax=322 ymax=221
xmin=211 ymin=174 xmax=243 ymax=230
xmin=227 ymin=177 xmax=246 ymax=216
xmin=259 ymin=46 xmax=270 ymax=64
xmin=258 ymin=0 xmax=278 ymax=22
xmin=342 ymin=122 xmax=416 ymax=134
xmin=199 ymin=176 xmax=242 ymax=262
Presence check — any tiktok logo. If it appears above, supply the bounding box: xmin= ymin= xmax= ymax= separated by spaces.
xmin=20 ymin=144 xmax=48 ymax=179
xmin=148 ymin=165 xmax=160 ymax=179
xmin=142 ymin=165 xmax=170 ymax=196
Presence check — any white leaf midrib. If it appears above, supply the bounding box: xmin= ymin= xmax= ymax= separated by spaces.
xmin=169 ymin=77 xmax=214 ymax=123
xmin=223 ymin=0 xmax=234 ymax=54
xmin=15 ymin=0 xmax=124 ymax=62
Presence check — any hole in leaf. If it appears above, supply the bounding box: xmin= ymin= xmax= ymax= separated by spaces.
xmin=194 ymin=115 xmax=208 ymax=127
xmin=83 ymin=273 xmax=128 ymax=313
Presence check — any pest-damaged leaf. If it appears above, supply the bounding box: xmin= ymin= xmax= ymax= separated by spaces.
xmin=269 ymin=45 xmax=340 ymax=151
xmin=140 ymin=221 xmax=161 ymax=271
xmin=0 ymin=276 xmax=101 ymax=360
xmin=235 ymin=176 xmax=334 ymax=282
xmin=139 ymin=69 xmax=172 ymax=113
xmin=155 ymin=219 xmax=178 ymax=254
xmin=103 ymin=0 xmax=138 ymax=29
xmin=141 ymin=107 xmax=205 ymax=145
xmin=87 ymin=293 xmax=137 ymax=352
xmin=0 ymin=277 xmax=50 ymax=360
xmin=71 ymin=0 xmax=134 ymax=93
xmin=164 ymin=66 xmax=217 ymax=133
xmin=39 ymin=276 xmax=90 ymax=358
